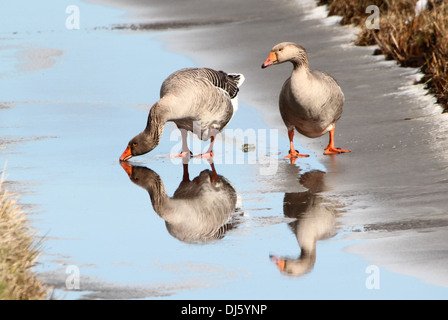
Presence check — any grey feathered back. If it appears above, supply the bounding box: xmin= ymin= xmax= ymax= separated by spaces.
xmin=193 ymin=68 xmax=242 ymax=99
xmin=156 ymin=67 xmax=244 ymax=137
xmin=164 ymin=68 xmax=243 ymax=99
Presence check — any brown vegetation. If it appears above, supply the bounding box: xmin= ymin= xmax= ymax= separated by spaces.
xmin=0 ymin=179 xmax=49 ymax=300
xmin=318 ymin=0 xmax=448 ymax=112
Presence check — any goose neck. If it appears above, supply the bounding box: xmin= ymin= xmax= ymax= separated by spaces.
xmin=291 ymin=64 xmax=310 ymax=81
xmin=144 ymin=102 xmax=168 ymax=143
xmin=145 ymin=175 xmax=169 ymax=213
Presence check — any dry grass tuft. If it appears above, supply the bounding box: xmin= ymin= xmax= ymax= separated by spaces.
xmin=0 ymin=175 xmax=50 ymax=300
xmin=318 ymin=0 xmax=448 ymax=111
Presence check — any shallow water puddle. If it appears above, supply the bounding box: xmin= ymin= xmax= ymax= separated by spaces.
xmin=2 ymin=0 xmax=448 ymax=300
xmin=5 ymin=99 xmax=445 ymax=299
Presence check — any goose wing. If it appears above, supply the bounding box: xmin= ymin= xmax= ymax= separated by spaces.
xmin=310 ymin=70 xmax=344 ymax=123
xmin=193 ymin=68 xmax=245 ymax=99
xmin=160 ymin=68 xmax=244 ymax=99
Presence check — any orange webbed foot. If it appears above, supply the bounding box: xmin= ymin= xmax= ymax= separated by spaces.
xmin=324 ymin=128 xmax=350 ymax=155
xmin=285 ymin=150 xmax=309 ymax=164
xmin=323 ymin=146 xmax=351 ymax=155
xmin=197 ymin=151 xmax=214 ymax=159
xmin=171 ymin=151 xmax=193 ymax=158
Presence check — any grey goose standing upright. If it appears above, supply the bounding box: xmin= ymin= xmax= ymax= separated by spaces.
xmin=262 ymin=42 xmax=350 ymax=163
xmin=120 ymin=68 xmax=245 ymax=161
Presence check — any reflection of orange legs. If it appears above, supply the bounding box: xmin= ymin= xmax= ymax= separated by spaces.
xmin=183 ymin=158 xmax=217 ymax=183
xmin=270 ymin=255 xmax=286 ymax=272
xmin=285 ymin=129 xmax=309 ymax=164
xmin=209 ymin=161 xmax=219 ymax=183
xmin=182 ymin=163 xmax=190 ymax=182
xmin=198 ymin=136 xmax=215 ymax=159
xmin=324 ymin=128 xmax=350 ymax=155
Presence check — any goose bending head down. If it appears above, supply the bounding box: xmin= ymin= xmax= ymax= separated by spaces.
xmin=261 ymin=42 xmax=350 ymax=163
xmin=120 ymin=67 xmax=245 ymax=161
xmin=120 ymin=161 xmax=238 ymax=243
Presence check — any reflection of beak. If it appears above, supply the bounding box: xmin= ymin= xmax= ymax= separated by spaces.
xmin=261 ymin=51 xmax=278 ymax=69
xmin=120 ymin=161 xmax=133 ymax=177
xmin=270 ymin=255 xmax=285 ymax=271
xmin=120 ymin=145 xmax=133 ymax=161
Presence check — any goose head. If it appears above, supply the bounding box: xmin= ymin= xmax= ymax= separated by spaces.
xmin=120 ymin=161 xmax=162 ymax=190
xmin=270 ymin=254 xmax=316 ymax=277
xmin=120 ymin=104 xmax=166 ymax=161
xmin=120 ymin=131 xmax=159 ymax=161
xmin=261 ymin=42 xmax=308 ymax=69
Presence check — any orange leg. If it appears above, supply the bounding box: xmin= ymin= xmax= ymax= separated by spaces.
xmin=285 ymin=129 xmax=309 ymax=163
xmin=171 ymin=129 xmax=192 ymax=159
xmin=324 ymin=128 xmax=350 ymax=155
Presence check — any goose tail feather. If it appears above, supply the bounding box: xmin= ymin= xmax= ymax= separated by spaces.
xmin=228 ymin=73 xmax=245 ymax=88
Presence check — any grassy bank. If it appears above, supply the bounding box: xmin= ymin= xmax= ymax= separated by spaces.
xmin=318 ymin=0 xmax=448 ymax=112
xmin=0 ymin=178 xmax=50 ymax=300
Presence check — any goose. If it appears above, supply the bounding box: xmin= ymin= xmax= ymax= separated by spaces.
xmin=270 ymin=170 xmax=338 ymax=277
xmin=120 ymin=161 xmax=238 ymax=243
xmin=120 ymin=67 xmax=245 ymax=161
xmin=261 ymin=42 xmax=350 ymax=162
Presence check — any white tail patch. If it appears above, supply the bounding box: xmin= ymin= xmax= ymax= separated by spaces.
xmin=229 ymin=73 xmax=245 ymax=87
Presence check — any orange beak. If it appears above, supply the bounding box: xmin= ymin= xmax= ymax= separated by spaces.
xmin=261 ymin=51 xmax=278 ymax=69
xmin=120 ymin=145 xmax=133 ymax=161
xmin=270 ymin=256 xmax=286 ymax=271
xmin=120 ymin=161 xmax=133 ymax=177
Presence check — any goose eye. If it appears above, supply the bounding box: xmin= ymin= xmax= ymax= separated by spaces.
xmin=132 ymin=142 xmax=138 ymax=147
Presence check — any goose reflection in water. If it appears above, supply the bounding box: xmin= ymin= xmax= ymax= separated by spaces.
xmin=120 ymin=161 xmax=238 ymax=244
xmin=270 ymin=170 xmax=340 ymax=277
